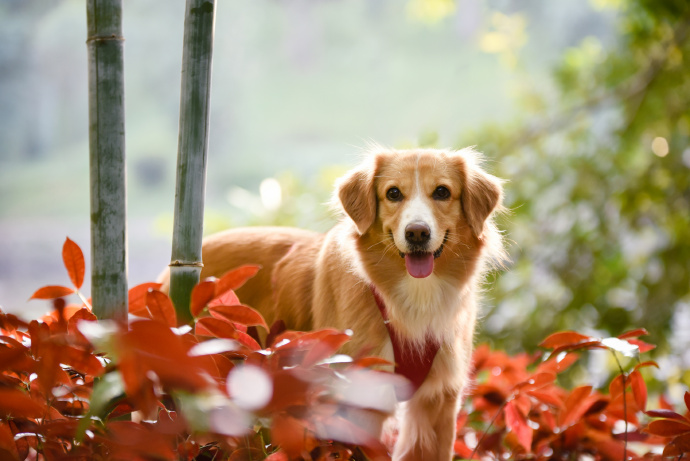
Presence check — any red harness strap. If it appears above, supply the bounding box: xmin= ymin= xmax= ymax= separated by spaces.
xmin=370 ymin=286 xmax=440 ymax=394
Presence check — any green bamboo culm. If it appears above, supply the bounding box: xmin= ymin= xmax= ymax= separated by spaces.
xmin=169 ymin=0 xmax=217 ymax=324
xmin=87 ymin=0 xmax=128 ymax=320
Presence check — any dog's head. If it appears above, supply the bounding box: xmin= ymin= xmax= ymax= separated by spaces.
xmin=336 ymin=147 xmax=503 ymax=279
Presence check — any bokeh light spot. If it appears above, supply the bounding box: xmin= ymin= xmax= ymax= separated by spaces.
xmin=652 ymin=137 xmax=669 ymax=157
xmin=227 ymin=365 xmax=273 ymax=410
xmin=260 ymin=178 xmax=282 ymax=211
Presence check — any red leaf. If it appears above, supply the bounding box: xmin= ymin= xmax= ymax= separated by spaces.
xmin=59 ymin=304 xmax=86 ymax=321
xmin=584 ymin=397 xmax=610 ymax=416
xmin=105 ymin=420 xmax=176 ymax=459
xmin=473 ymin=383 xmax=507 ymax=405
xmin=591 ymin=438 xmax=627 ymax=461
xmin=472 ymin=343 xmax=491 ymax=371
xmin=454 ymin=438 xmax=473 ymax=459
xmin=35 ymin=345 xmax=70 ymax=395
xmin=514 ymin=394 xmax=531 ymax=417
xmin=272 ymin=331 xmax=305 ymax=350
xmin=527 ymin=390 xmax=563 ymax=408
xmin=67 ymin=308 xmax=97 ymax=329
xmin=177 ymin=440 xmax=200 ymax=461
xmin=210 ymin=354 xmax=234 ymax=377
xmin=266 ymin=370 xmax=311 ymax=411
xmin=0 ymin=422 xmax=19 ymax=460
xmin=663 ymin=433 xmax=690 ymax=457
xmin=617 ymin=328 xmax=649 ymax=339
xmin=539 ymin=331 xmax=591 ymax=349
xmin=629 ymin=370 xmax=647 ymax=411
xmin=266 ymin=319 xmax=287 ymax=347
xmin=611 ymin=429 xmax=649 ymax=442
xmin=145 ymin=290 xmax=177 ymax=328
xmin=108 ymin=400 xmax=136 ymax=421
xmin=505 ymin=400 xmax=533 ymax=452
xmin=117 ymin=350 xmax=151 ymax=411
xmin=646 ymin=409 xmax=687 ymax=421
xmin=8 ymin=421 xmax=28 ymax=460
xmin=195 ymin=317 xmax=237 ymax=339
xmin=550 ymin=340 xmax=604 ymax=356
xmin=352 ymin=357 xmax=394 ymax=368
xmin=659 ymin=394 xmax=675 ymax=410
xmin=298 ymin=328 xmax=345 ymax=344
xmin=208 ymin=289 xmax=240 ymax=309
xmin=265 ymin=451 xmax=289 ymax=461
xmin=61 ymin=346 xmax=105 ymax=377
xmin=62 ymin=237 xmax=85 ymax=289
xmin=118 ymin=319 xmax=209 ymax=393
xmin=29 ymin=285 xmax=74 ymax=300
xmin=215 ymin=265 xmax=261 ymax=297
xmin=627 ymin=338 xmax=656 ymax=353
xmin=645 ymin=419 xmax=690 ymax=437
xmin=0 ymin=389 xmax=46 ymax=418
xmin=0 ymin=313 xmax=28 ymax=333
xmin=236 ymin=330 xmax=262 ymax=351
xmin=515 ymin=372 xmax=556 ymax=391
xmin=560 ymin=385 xmax=593 ymax=428
xmin=209 ymin=304 xmax=269 ymax=330
xmin=271 ymin=413 xmax=309 ymax=459
xmin=229 ymin=448 xmax=264 ymax=461
xmin=0 ymin=346 xmax=30 ymax=376
xmin=685 ymin=391 xmax=690 ymax=413
xmin=609 ymin=374 xmax=625 ymax=400
xmin=128 ymin=283 xmax=162 ymax=315
xmin=536 ymin=351 xmax=580 ymax=375
xmin=301 ymin=332 xmax=351 ymax=367
xmin=634 ymin=360 xmax=659 ymax=371
xmin=190 ymin=280 xmax=217 ymax=318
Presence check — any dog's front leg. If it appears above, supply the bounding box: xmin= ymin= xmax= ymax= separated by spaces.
xmin=393 ymin=389 xmax=459 ymax=461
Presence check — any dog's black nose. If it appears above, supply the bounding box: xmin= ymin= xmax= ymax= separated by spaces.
xmin=405 ymin=222 xmax=431 ymax=244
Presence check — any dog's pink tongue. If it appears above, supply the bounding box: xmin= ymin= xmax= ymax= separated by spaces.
xmin=404 ymin=253 xmax=434 ymax=278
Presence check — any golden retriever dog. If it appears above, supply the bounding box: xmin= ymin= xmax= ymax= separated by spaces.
xmin=161 ymin=147 xmax=505 ymax=460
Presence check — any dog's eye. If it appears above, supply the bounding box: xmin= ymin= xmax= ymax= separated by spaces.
xmin=386 ymin=187 xmax=403 ymax=202
xmin=432 ymin=186 xmax=451 ymax=200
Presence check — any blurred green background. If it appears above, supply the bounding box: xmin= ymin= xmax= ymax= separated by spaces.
xmin=1 ymin=0 xmax=689 ymax=387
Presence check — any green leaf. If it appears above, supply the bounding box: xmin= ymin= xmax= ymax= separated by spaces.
xmin=76 ymin=371 xmax=126 ymax=442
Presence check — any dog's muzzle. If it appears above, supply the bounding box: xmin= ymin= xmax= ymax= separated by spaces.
xmin=398 ymin=224 xmax=448 ymax=278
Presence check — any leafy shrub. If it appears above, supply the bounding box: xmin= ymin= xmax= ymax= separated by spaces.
xmin=0 ymin=238 xmax=688 ymax=460
xmin=459 ymin=332 xmax=690 ymax=460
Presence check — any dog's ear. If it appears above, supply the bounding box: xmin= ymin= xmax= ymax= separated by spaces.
xmin=336 ymin=164 xmax=377 ymax=235
xmin=461 ymin=160 xmax=503 ymax=239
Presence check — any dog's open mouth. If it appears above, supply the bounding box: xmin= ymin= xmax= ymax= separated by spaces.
xmin=398 ymin=231 xmax=448 ymax=278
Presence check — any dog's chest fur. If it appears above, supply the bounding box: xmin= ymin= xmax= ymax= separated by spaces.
xmin=387 ymin=275 xmax=465 ymax=346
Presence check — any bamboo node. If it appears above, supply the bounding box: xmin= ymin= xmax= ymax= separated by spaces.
xmin=86 ymin=34 xmax=125 ymax=44
xmin=169 ymin=260 xmax=204 ymax=268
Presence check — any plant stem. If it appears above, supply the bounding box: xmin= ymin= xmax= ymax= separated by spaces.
xmin=470 ymin=400 xmax=507 ymax=460
xmin=610 ymin=350 xmax=628 ymax=461
xmin=76 ymin=290 xmax=92 ymax=311
xmin=169 ymin=0 xmax=217 ymax=324
xmin=86 ymin=0 xmax=128 ymax=320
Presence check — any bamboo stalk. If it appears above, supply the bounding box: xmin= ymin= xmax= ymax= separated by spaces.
xmin=169 ymin=0 xmax=217 ymax=324
xmin=87 ymin=0 xmax=128 ymax=320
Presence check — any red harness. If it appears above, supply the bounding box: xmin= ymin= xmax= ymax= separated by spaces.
xmin=370 ymin=286 xmax=440 ymax=394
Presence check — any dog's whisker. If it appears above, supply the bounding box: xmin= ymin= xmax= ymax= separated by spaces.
xmin=377 ymin=242 xmax=399 ymax=264
xmin=367 ymin=239 xmax=390 ymax=251
xmin=444 ymin=234 xmax=471 ymax=250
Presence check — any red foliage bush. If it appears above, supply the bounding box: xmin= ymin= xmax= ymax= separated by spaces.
xmin=459 ymin=332 xmax=690 ymax=460
xmin=0 ymin=238 xmax=688 ymax=460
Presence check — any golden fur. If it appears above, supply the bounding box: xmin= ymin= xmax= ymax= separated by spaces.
xmin=160 ymin=147 xmax=505 ymax=460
